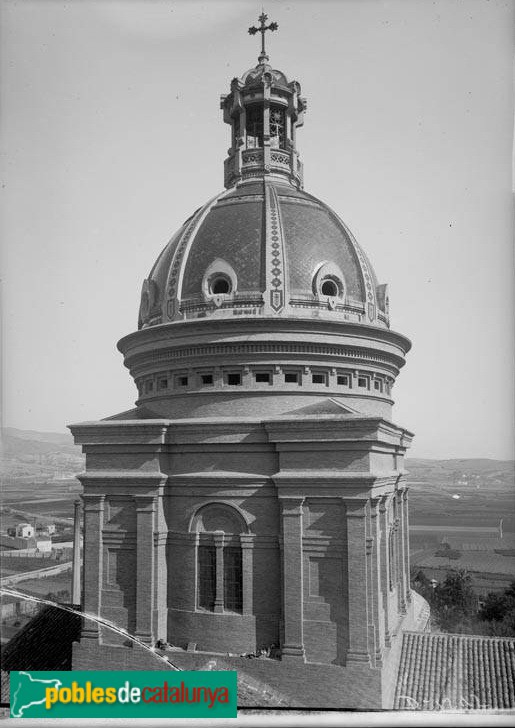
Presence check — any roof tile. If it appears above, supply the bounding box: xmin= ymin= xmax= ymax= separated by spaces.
xmin=395 ymin=631 xmax=515 ymax=710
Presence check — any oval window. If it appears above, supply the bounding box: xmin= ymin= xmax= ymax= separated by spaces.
xmin=211 ymin=276 xmax=231 ymax=295
xmin=321 ymin=279 xmax=338 ymax=297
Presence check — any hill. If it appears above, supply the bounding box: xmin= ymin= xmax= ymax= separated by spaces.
xmin=0 ymin=428 xmax=83 ymax=480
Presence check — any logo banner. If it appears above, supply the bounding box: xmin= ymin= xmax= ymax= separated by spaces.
xmin=10 ymin=670 xmax=237 ymax=718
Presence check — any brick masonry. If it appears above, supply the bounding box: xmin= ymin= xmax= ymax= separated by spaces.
xmin=70 ymin=412 xmax=424 ymax=708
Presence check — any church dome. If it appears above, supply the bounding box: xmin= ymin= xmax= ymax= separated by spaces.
xmin=138 ymin=179 xmax=389 ymax=330
xmin=118 ymin=32 xmax=409 ymax=421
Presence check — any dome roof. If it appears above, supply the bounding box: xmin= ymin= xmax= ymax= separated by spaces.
xmin=138 ymin=178 xmax=389 ymax=330
xmin=241 ymin=62 xmax=289 ymax=87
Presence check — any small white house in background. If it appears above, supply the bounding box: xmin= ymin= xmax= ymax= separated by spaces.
xmin=46 ymin=523 xmax=56 ymax=535
xmin=16 ymin=523 xmax=34 ymax=538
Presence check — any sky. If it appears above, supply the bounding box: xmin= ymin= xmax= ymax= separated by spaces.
xmin=1 ymin=0 xmax=514 ymax=459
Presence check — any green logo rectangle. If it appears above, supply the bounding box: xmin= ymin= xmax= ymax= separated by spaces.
xmin=10 ymin=670 xmax=237 ymax=718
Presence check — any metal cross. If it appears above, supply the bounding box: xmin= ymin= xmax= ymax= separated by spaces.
xmin=248 ymin=12 xmax=278 ymax=62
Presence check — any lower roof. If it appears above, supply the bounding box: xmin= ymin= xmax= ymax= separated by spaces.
xmin=395 ymin=631 xmax=515 ymax=710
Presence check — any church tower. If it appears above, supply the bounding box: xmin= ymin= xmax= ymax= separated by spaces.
xmin=70 ymin=14 xmax=428 ymax=708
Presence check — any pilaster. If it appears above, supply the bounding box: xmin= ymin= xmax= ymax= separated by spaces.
xmin=71 ymin=499 xmax=82 ymax=606
xmin=400 ymin=487 xmax=411 ymax=606
xmin=240 ymin=534 xmax=254 ymax=616
xmin=279 ymin=496 xmax=305 ymax=661
xmin=213 ymin=531 xmax=225 ymax=614
xmin=370 ymin=497 xmax=385 ymax=665
xmin=135 ymin=494 xmax=156 ymax=643
xmin=344 ymin=498 xmax=371 ymax=665
xmin=80 ymin=494 xmax=105 ymax=640
xmin=396 ymin=489 xmax=407 ymax=614
xmin=378 ymin=495 xmax=391 ymax=647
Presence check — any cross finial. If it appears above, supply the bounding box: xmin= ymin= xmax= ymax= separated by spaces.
xmin=248 ymin=11 xmax=278 ymax=64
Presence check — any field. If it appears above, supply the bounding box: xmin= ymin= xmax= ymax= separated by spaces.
xmin=0 ymin=556 xmax=63 ymax=579
xmin=406 ymin=458 xmax=515 ymax=533
xmin=5 ymin=572 xmax=73 ymax=598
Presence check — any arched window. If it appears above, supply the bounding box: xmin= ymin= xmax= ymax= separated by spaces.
xmin=246 ymin=105 xmax=263 ymax=149
xmin=191 ymin=504 xmax=249 ymax=614
xmin=321 ymin=279 xmax=338 ymax=297
xmin=312 ymin=262 xmax=346 ymax=303
xmin=210 ymin=276 xmax=231 ymax=295
xmin=202 ymin=259 xmax=237 ymax=303
xmin=270 ymin=105 xmax=286 ymax=149
xmin=198 ymin=544 xmax=216 ymax=611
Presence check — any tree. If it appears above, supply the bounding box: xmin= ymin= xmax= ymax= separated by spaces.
xmin=432 ymin=570 xmax=477 ymax=632
xmin=411 ymin=568 xmax=434 ymax=603
xmin=479 ymin=592 xmax=508 ymax=622
xmin=478 ymin=581 xmax=515 ymax=637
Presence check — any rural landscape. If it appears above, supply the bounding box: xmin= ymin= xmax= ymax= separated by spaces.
xmin=1 ymin=427 xmax=514 ymax=646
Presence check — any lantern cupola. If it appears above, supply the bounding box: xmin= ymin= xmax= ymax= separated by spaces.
xmin=221 ymin=13 xmax=307 ymax=189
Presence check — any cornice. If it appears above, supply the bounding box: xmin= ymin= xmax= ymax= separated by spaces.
xmin=118 ymin=316 xmax=411 ymax=357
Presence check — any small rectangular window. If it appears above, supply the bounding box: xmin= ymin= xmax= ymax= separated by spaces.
xmin=358 ymin=377 xmax=368 ymax=388
xmin=224 ymin=547 xmax=243 ymax=613
xmin=312 ymin=373 xmax=326 ymax=384
xmin=255 ymin=372 xmax=270 ymax=383
xmin=337 ymin=375 xmax=349 ymax=386
xmin=227 ymin=373 xmax=241 ymax=386
xmin=201 ymin=374 xmax=214 ymax=385
xmin=158 ymin=378 xmax=168 ymax=390
xmin=284 ymin=372 xmax=299 ymax=384
xmin=178 ymin=376 xmax=188 ymax=387
xmin=374 ymin=380 xmax=382 ymax=392
xmin=198 ymin=545 xmax=216 ymax=611
xmin=145 ymin=381 xmax=154 ymax=394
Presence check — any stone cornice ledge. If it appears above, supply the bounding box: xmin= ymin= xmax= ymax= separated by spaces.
xmin=264 ymin=417 xmax=414 ymax=447
xmin=273 ymin=471 xmax=405 ymax=486
xmin=76 ymin=471 xmax=168 ymax=486
xmin=69 ymin=420 xmax=169 ymax=445
xmin=167 ymin=472 xmax=271 ymax=486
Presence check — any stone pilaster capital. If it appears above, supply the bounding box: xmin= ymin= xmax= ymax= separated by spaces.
xmin=81 ymin=494 xmax=105 ymax=512
xmin=279 ymin=497 xmax=304 ymax=517
xmin=239 ymin=534 xmax=255 ymax=549
xmin=213 ymin=531 xmax=225 ymax=548
xmin=378 ymin=495 xmax=388 ymax=514
xmin=370 ymin=497 xmax=381 ymax=518
xmin=366 ymin=537 xmax=374 ymax=554
xmin=134 ymin=494 xmax=157 ymax=513
xmin=343 ymin=498 xmax=368 ymax=519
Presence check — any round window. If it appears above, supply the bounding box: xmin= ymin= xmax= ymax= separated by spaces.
xmin=321 ymin=279 xmax=338 ymax=297
xmin=210 ymin=276 xmax=231 ymax=295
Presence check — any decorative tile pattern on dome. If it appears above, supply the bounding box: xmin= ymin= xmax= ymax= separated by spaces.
xmin=165 ymin=191 xmax=227 ymax=320
xmin=279 ymin=201 xmax=364 ymax=301
xmin=181 ymin=200 xmax=264 ymax=298
xmin=323 ymin=207 xmax=380 ymax=324
xmin=354 ymin=244 xmax=376 ymax=322
xmin=265 ymin=183 xmax=286 ymax=312
xmin=225 ymin=182 xmax=264 ymax=198
xmin=165 ymin=205 xmax=210 ymax=320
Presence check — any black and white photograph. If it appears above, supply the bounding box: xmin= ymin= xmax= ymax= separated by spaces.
xmin=1 ymin=0 xmax=514 ymax=722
